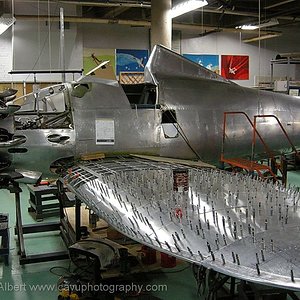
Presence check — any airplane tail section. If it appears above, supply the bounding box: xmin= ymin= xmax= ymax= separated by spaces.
xmin=144 ymin=45 xmax=230 ymax=84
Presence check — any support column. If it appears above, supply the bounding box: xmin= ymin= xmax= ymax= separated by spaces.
xmin=151 ymin=0 xmax=172 ymax=50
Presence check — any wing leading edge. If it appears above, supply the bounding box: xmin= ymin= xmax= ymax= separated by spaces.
xmin=62 ymin=157 xmax=300 ymax=291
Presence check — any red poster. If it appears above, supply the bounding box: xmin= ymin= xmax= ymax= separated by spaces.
xmin=221 ymin=55 xmax=249 ymax=80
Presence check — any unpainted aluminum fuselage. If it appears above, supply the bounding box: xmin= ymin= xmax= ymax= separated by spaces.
xmin=5 ymin=45 xmax=300 ymax=176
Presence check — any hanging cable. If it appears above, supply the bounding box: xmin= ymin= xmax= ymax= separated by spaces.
xmin=163 ymin=105 xmax=203 ymax=161
xmin=258 ymin=0 xmax=261 ymax=82
xmin=11 ymin=0 xmax=15 ymax=86
xmin=24 ymin=2 xmax=59 ymax=82
xmin=48 ymin=0 xmax=52 ymax=72
xmin=38 ymin=0 xmax=40 ymax=70
xmin=257 ymin=0 xmax=262 ymax=115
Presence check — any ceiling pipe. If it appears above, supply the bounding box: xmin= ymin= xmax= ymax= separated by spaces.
xmin=243 ymin=32 xmax=282 ymax=43
xmin=12 ymin=0 xmax=300 ymax=22
xmin=265 ymin=7 xmax=300 ymax=19
xmin=200 ymin=7 xmax=300 ymax=22
xmin=61 ymin=1 xmax=151 ymax=8
xmin=15 ymin=14 xmax=281 ymax=37
xmin=16 ymin=14 xmax=150 ymax=26
xmin=13 ymin=0 xmax=152 ymax=8
xmin=230 ymin=7 xmax=300 ymax=29
xmin=202 ymin=8 xmax=258 ymax=18
xmin=102 ymin=6 xmax=130 ymax=18
xmin=264 ymin=0 xmax=296 ymax=10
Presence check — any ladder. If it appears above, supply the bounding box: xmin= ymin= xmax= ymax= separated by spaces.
xmin=220 ymin=112 xmax=298 ymax=185
xmin=254 ymin=114 xmax=300 ymax=170
xmin=221 ymin=157 xmax=278 ymax=180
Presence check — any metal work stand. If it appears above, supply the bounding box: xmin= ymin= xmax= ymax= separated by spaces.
xmin=27 ymin=184 xmax=60 ymax=221
xmin=57 ymin=179 xmax=81 ymax=247
xmin=1 ymin=173 xmax=70 ymax=265
xmin=0 ymin=213 xmax=9 ymax=265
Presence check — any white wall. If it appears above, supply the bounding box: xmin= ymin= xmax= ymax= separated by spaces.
xmin=2 ymin=21 xmax=149 ymax=82
xmin=0 ymin=1 xmax=80 ymax=82
xmin=1 ymin=16 xmax=299 ymax=86
xmin=14 ymin=2 xmax=78 ymax=17
xmin=82 ymin=23 xmax=150 ymax=50
xmin=0 ymin=29 xmax=12 ymax=82
xmin=11 ymin=20 xmax=82 ymax=82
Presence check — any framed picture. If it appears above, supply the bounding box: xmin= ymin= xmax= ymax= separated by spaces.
xmin=83 ymin=48 xmax=116 ymax=80
xmin=183 ymin=54 xmax=219 ymax=74
xmin=221 ymin=55 xmax=249 ymax=80
xmin=116 ymin=49 xmax=149 ymax=75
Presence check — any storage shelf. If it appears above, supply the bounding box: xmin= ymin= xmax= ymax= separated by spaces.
xmin=270 ymin=57 xmax=300 ymax=93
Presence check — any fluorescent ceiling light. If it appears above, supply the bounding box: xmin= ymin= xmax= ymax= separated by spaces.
xmin=0 ymin=16 xmax=15 ymax=35
xmin=171 ymin=0 xmax=208 ymax=19
xmin=236 ymin=18 xmax=279 ymax=31
xmin=243 ymin=32 xmax=282 ymax=43
xmin=236 ymin=24 xmax=259 ymax=30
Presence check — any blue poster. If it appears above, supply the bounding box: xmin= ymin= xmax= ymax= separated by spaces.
xmin=116 ymin=49 xmax=149 ymax=75
xmin=183 ymin=54 xmax=219 ymax=74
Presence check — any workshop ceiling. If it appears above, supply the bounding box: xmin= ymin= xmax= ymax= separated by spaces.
xmin=175 ymin=0 xmax=300 ymax=29
xmin=1 ymin=0 xmax=300 ymax=34
xmin=65 ymin=0 xmax=300 ymax=30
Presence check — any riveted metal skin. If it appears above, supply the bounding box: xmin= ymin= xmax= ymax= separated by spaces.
xmin=62 ymin=157 xmax=300 ymax=291
xmin=3 ymin=46 xmax=300 ymax=176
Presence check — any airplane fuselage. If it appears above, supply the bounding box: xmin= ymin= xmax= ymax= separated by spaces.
xmin=3 ymin=45 xmax=300 ymax=177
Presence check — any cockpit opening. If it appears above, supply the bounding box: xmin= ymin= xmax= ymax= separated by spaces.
xmin=121 ymin=83 xmax=158 ymax=108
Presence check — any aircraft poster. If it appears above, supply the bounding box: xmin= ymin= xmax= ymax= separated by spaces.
xmin=116 ymin=49 xmax=149 ymax=75
xmin=221 ymin=55 xmax=249 ymax=80
xmin=183 ymin=54 xmax=219 ymax=74
xmin=83 ymin=48 xmax=116 ymax=80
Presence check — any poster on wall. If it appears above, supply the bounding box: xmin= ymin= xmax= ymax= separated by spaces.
xmin=95 ymin=119 xmax=115 ymax=145
xmin=116 ymin=49 xmax=149 ymax=75
xmin=221 ymin=55 xmax=249 ymax=80
xmin=183 ymin=54 xmax=219 ymax=74
xmin=83 ymin=48 xmax=116 ymax=80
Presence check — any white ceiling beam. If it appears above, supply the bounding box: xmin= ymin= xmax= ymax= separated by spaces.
xmin=243 ymin=32 xmax=282 ymax=43
xmin=60 ymin=1 xmax=151 ymax=8
xmin=264 ymin=0 xmax=296 ymax=10
xmin=15 ymin=14 xmax=281 ymax=37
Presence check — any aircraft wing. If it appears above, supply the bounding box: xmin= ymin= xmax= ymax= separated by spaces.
xmin=62 ymin=156 xmax=300 ymax=291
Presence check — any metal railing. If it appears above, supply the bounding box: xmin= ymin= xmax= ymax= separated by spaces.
xmin=220 ymin=111 xmax=297 ymax=185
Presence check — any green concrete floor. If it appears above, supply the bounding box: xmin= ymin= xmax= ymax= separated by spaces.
xmin=0 ymin=185 xmax=70 ymax=300
xmin=0 ymin=183 xmax=198 ymax=300
xmin=287 ymin=170 xmax=300 ymax=188
xmin=1 ymin=171 xmax=300 ymax=300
